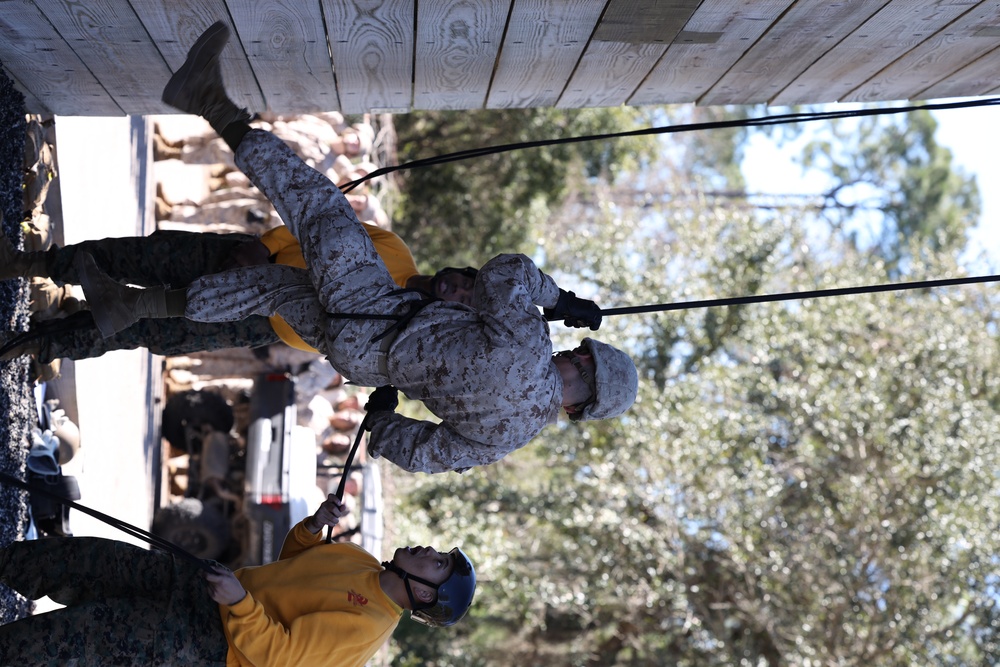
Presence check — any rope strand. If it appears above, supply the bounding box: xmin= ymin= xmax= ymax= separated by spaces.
xmin=0 ymin=470 xmax=215 ymax=572
xmin=601 ymin=273 xmax=1000 ymax=317
xmin=340 ymin=96 xmax=1000 ymax=194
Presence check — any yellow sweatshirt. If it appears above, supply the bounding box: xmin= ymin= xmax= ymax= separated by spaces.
xmin=260 ymin=224 xmax=421 ymax=353
xmin=222 ymin=522 xmax=403 ymax=666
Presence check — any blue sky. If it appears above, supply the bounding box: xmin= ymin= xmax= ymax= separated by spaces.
xmin=741 ymin=102 xmax=998 ymax=272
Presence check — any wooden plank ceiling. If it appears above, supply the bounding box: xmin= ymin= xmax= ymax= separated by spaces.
xmin=2 ymin=0 xmax=1000 ymax=117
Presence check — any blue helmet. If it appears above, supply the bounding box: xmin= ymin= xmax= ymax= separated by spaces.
xmin=385 ymin=547 xmax=477 ymax=628
xmin=410 ymin=547 xmax=476 ymax=627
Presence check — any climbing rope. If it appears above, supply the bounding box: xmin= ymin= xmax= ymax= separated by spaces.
xmin=335 ymin=96 xmax=1000 ymax=317
xmin=600 ymin=273 xmax=1000 ymax=317
xmin=0 ymin=469 xmax=217 ymax=573
xmin=339 ymin=96 xmax=1000 ymax=194
xmin=324 ymin=411 xmax=372 ymax=544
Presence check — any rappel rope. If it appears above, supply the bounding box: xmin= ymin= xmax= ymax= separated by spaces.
xmin=324 ymin=411 xmax=373 ymax=544
xmin=0 ymin=469 xmax=217 ymax=573
xmin=600 ymin=272 xmax=1000 ymax=317
xmin=334 ymin=96 xmax=1000 ymax=314
xmin=338 ymin=96 xmax=1000 ymax=194
xmin=0 ymin=424 xmax=367 ymax=563
xmin=316 ymin=272 xmax=1000 ymax=320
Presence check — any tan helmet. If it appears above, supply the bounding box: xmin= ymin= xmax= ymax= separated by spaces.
xmin=575 ymin=337 xmax=638 ymax=421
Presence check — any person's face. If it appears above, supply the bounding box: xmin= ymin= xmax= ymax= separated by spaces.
xmin=434 ymin=271 xmax=475 ymax=307
xmin=341 ymin=130 xmax=362 ymax=157
xmin=556 ymin=346 xmax=596 ymax=416
xmin=393 ymin=546 xmax=454 ymax=603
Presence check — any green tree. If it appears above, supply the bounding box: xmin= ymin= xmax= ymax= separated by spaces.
xmin=385 ymin=104 xmax=998 ymax=665
xmin=799 ymin=108 xmax=980 ymax=270
xmin=391 ymin=107 xmax=657 ymax=269
xmin=390 ymin=200 xmax=1000 ymax=665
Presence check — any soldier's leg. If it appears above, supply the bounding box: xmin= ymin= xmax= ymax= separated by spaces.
xmin=0 ymin=599 xmax=160 ymax=666
xmin=43 ymin=230 xmax=254 ymax=287
xmin=0 ymin=538 xmax=229 ymax=665
xmin=0 ymin=537 xmax=190 ymax=604
xmin=233 ymin=130 xmax=395 ymax=313
xmin=0 ymin=597 xmax=227 ymax=665
xmin=156 ymin=22 xmax=393 ymax=314
xmin=2 ymin=312 xmax=281 ymax=363
xmin=184 ymin=263 xmax=328 ymax=349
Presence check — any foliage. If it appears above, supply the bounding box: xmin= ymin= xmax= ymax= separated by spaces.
xmin=386 ymin=107 xmax=1000 ymax=665
xmin=665 ymin=104 xmax=759 ymax=192
xmin=799 ymin=108 xmax=980 ymax=270
xmin=391 ymin=107 xmax=658 ymax=269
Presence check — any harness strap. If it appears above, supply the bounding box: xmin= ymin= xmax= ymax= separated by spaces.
xmin=371 ymin=290 xmax=438 ymax=343
xmin=371 ymin=289 xmax=439 ymax=376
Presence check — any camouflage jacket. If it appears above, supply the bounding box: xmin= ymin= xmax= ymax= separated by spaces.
xmin=367 ymin=253 xmax=564 ymax=473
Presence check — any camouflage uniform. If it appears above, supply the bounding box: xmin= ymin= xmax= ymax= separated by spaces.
xmin=24 ymin=309 xmax=278 ymax=364
xmin=183 ymin=130 xmax=566 ymax=473
xmin=0 ymin=538 xmax=228 ymax=666
xmin=23 ymin=230 xmax=279 ymax=363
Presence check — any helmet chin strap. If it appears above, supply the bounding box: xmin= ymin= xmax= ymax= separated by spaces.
xmin=382 ymin=560 xmax=440 ymax=611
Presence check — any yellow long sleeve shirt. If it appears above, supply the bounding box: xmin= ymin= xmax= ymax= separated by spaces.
xmin=260 ymin=224 xmax=421 ymax=352
xmin=221 ymin=521 xmax=403 ymax=666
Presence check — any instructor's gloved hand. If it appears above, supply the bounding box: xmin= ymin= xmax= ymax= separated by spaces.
xmin=544 ymin=290 xmax=602 ymax=330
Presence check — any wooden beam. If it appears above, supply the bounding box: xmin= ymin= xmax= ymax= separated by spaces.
xmin=846 ymin=1 xmax=1000 ymax=103
xmin=702 ymin=0 xmax=888 ymax=106
xmin=919 ymin=42 xmax=1000 ymax=100
xmin=630 ymin=0 xmax=794 ymax=106
xmin=228 ymin=0 xmax=339 ymax=113
xmin=772 ymin=0 xmax=980 ymax=105
xmin=35 ymin=0 xmax=175 ymax=116
xmin=0 ymin=0 xmax=122 ymax=115
xmin=322 ymin=0 xmax=414 ymax=114
xmin=129 ymin=0 xmax=266 ymax=115
xmin=488 ymin=0 xmax=603 ymax=109
xmin=414 ymin=0 xmax=508 ymax=111
xmin=560 ymin=0 xmax=699 ymax=108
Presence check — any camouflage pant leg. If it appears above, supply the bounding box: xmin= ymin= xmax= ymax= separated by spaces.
xmin=44 ymin=230 xmax=254 ymax=288
xmin=185 ymin=263 xmax=329 ymax=351
xmin=32 ymin=310 xmax=281 ymax=363
xmin=233 ymin=130 xmax=398 ymax=311
xmin=0 ymin=538 xmax=229 ymax=666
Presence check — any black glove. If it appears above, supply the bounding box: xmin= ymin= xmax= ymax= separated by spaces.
xmin=366 ymin=385 xmax=399 ymax=414
xmin=544 ymin=290 xmax=602 ymax=330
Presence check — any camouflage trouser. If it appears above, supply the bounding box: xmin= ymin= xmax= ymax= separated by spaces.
xmin=20 ymin=230 xmax=282 ymax=362
xmin=27 ymin=310 xmax=280 ymax=363
xmin=185 ymin=129 xmax=410 ymax=387
xmin=43 ymin=229 xmax=254 ymax=288
xmin=0 ymin=538 xmax=229 ymax=666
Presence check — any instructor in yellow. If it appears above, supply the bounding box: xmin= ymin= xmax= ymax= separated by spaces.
xmin=209 ymin=493 xmax=475 ymax=666
xmin=0 ymin=493 xmax=476 ymax=666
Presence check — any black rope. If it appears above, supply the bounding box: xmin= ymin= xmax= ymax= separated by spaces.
xmin=601 ymin=273 xmax=1000 ymax=317
xmin=0 ymin=470 xmax=215 ymax=573
xmin=328 ymin=98 xmax=1000 ymax=320
xmin=303 ymin=273 xmax=1000 ymax=322
xmin=339 ymin=96 xmax=1000 ymax=194
xmin=324 ymin=411 xmax=372 ymax=544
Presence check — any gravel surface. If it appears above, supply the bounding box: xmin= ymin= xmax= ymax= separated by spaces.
xmin=0 ymin=64 xmax=41 ymax=622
